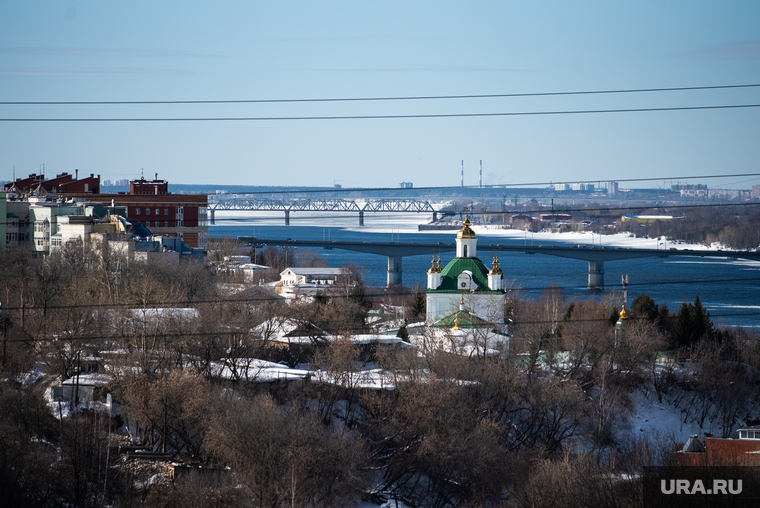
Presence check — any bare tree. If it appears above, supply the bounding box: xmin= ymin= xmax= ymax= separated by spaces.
xmin=205 ymin=392 xmax=366 ymax=508
xmin=120 ymin=370 xmax=212 ymax=460
xmin=560 ymin=299 xmax=614 ymax=380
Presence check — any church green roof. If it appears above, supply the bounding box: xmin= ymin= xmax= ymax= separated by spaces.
xmin=430 ymin=310 xmax=496 ymax=329
xmin=426 ymin=256 xmax=502 ymax=294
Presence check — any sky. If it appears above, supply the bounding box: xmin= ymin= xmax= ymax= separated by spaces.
xmin=1 ymin=1 xmax=760 ymax=190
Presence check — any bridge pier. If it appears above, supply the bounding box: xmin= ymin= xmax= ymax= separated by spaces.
xmin=285 ymin=210 xmax=290 ymax=226
xmin=210 ymin=209 xmax=215 ymax=225
xmin=588 ymin=260 xmax=605 ymax=289
xmin=387 ymin=255 xmax=402 ymax=286
xmin=359 ymin=211 xmax=364 ymax=226
xmin=433 ymin=212 xmax=438 ymax=221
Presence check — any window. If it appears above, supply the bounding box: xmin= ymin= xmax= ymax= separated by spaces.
xmin=164 ymin=208 xmax=169 ymax=215
xmin=164 ymin=221 xmax=168 ymax=227
xmin=146 ymin=208 xmax=150 ymax=215
xmin=136 ymin=208 xmax=140 ymax=215
xmin=155 ymin=209 xmax=159 ymax=215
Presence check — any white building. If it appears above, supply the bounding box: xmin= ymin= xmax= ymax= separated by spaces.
xmin=279 ymin=267 xmax=343 ymax=286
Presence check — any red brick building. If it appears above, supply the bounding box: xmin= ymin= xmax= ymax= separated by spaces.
xmin=4 ymin=171 xmax=100 ymax=195
xmin=82 ymin=177 xmax=208 ymax=250
xmin=676 ymin=429 xmax=760 ymax=466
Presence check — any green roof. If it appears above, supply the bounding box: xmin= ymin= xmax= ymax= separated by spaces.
xmin=426 ymin=256 xmax=502 ymax=294
xmin=430 ymin=310 xmax=495 ymax=329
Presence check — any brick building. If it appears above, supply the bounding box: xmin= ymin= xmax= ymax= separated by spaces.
xmin=4 ymin=172 xmax=100 ymax=195
xmin=676 ymin=428 xmax=760 ymax=466
xmin=79 ymin=176 xmax=208 ymax=250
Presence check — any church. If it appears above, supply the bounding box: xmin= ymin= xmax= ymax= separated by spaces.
xmin=416 ymin=216 xmax=510 ymax=357
xmin=425 ymin=216 xmax=508 ymax=327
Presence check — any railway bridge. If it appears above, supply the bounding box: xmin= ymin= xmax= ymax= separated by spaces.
xmin=208 ymin=195 xmax=438 ymax=225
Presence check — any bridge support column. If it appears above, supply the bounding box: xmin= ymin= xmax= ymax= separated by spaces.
xmin=432 ymin=212 xmax=438 ymax=221
xmin=210 ymin=209 xmax=215 ymax=225
xmin=359 ymin=211 xmax=364 ymax=226
xmin=285 ymin=210 xmax=290 ymax=226
xmin=387 ymin=256 xmax=402 ymax=287
xmin=588 ymin=260 xmax=605 ymax=289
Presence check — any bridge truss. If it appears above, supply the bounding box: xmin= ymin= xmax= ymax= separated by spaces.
xmin=208 ymin=195 xmax=437 ymax=225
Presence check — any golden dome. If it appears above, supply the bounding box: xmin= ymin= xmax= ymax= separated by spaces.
xmin=456 ymin=215 xmax=477 ymax=239
xmin=619 ymin=307 xmax=627 ymax=320
xmin=427 ymin=256 xmax=441 ymax=274
xmin=488 ymin=255 xmax=503 ymax=275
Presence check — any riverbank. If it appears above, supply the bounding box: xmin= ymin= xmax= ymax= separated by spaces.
xmin=214 ymin=210 xmax=728 ymax=252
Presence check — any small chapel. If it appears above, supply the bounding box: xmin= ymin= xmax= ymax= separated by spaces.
xmin=425 ymin=216 xmax=508 ymax=326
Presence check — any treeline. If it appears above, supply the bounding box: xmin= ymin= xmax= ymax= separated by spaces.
xmin=1 ymin=242 xmax=759 ymax=507
xmin=613 ymin=204 xmax=760 ymax=249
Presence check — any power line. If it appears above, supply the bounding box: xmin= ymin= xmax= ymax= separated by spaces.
xmin=198 ymin=172 xmax=760 ymax=196
xmin=2 ymin=308 xmax=759 ymax=344
xmin=2 ymin=103 xmax=759 ymax=122
xmin=2 ymin=83 xmax=759 ymax=105
xmin=206 ymin=201 xmax=760 ymax=221
xmin=1 ymin=273 xmax=759 ymax=314
xmin=3 ymin=196 xmax=759 ymax=226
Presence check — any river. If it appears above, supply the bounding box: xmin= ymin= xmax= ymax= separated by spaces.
xmin=210 ymin=211 xmax=760 ymax=329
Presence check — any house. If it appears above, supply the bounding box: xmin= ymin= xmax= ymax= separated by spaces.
xmin=51 ymin=373 xmax=112 ymax=408
xmin=279 ymin=267 xmax=343 ymax=285
xmin=211 ymin=255 xmax=269 ymax=282
xmin=675 ymin=428 xmax=760 ymax=466
xmin=271 ymin=267 xmax=345 ymax=297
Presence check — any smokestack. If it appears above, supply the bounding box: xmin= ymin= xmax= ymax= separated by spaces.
xmin=461 ymin=160 xmax=464 ymax=187
xmin=155 ymin=173 xmax=158 ymax=181
xmin=75 ymin=169 xmax=78 ymax=180
xmin=479 ymin=160 xmax=482 ymax=188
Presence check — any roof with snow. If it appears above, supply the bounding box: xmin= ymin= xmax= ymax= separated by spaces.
xmin=280 ymin=267 xmax=343 ymax=277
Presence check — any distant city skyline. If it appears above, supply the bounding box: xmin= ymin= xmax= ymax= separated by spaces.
xmin=1 ymin=1 xmax=759 ymax=190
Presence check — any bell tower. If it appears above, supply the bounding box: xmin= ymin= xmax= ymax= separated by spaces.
xmin=455 ymin=215 xmax=477 ymax=258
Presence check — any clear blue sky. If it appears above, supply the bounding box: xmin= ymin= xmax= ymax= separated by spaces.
xmin=1 ymin=1 xmax=759 ymax=190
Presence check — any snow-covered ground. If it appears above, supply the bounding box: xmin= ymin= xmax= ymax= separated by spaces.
xmin=630 ymin=388 xmax=704 ymax=442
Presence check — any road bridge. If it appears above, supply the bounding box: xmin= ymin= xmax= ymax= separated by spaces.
xmin=208 ymin=195 xmax=437 ymax=225
xmin=251 ymin=239 xmax=760 ymax=288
